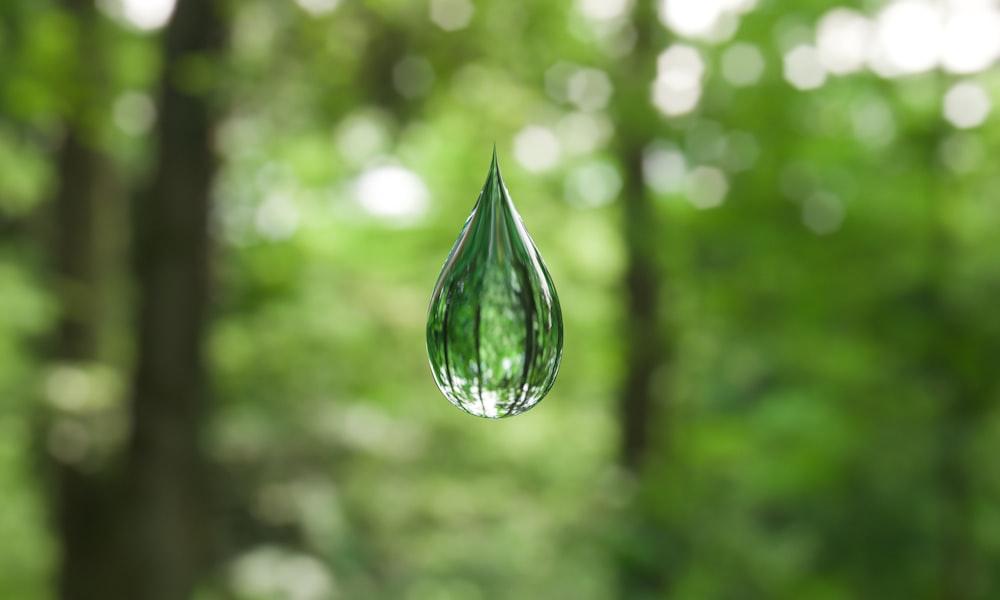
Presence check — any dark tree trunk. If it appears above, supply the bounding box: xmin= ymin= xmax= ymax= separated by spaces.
xmin=53 ymin=132 xmax=102 ymax=362
xmin=120 ymin=0 xmax=225 ymax=597
xmin=610 ymin=3 xmax=673 ymax=598
xmin=916 ymin=130 xmax=991 ymax=600
xmin=46 ymin=1 xmax=122 ymax=598
xmin=50 ymin=129 xmax=122 ymax=600
xmin=612 ymin=0 xmax=669 ymax=484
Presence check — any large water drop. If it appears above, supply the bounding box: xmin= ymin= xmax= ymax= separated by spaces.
xmin=426 ymin=147 xmax=563 ymax=418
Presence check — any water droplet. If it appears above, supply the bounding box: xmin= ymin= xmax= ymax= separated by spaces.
xmin=426 ymin=147 xmax=563 ymax=418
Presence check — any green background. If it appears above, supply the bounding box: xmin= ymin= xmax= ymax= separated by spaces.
xmin=1 ymin=0 xmax=999 ymax=598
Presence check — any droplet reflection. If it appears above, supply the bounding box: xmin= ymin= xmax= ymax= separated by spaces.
xmin=426 ymin=148 xmax=563 ymax=418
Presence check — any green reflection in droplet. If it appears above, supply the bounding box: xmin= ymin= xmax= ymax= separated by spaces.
xmin=426 ymin=147 xmax=563 ymax=418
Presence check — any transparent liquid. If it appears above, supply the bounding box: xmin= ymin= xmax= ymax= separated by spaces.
xmin=426 ymin=149 xmax=563 ymax=418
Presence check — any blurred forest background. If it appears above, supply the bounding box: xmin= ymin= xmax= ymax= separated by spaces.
xmin=1 ymin=0 xmax=1000 ymax=598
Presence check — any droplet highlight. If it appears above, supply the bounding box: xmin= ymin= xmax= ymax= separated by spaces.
xmin=426 ymin=147 xmax=563 ymax=418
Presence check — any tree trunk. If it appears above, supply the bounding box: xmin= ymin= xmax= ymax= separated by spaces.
xmin=611 ymin=3 xmax=673 ymax=598
xmin=613 ymin=0 xmax=669 ymax=476
xmin=46 ymin=1 xmax=122 ymax=597
xmin=50 ymin=127 xmax=122 ymax=600
xmin=120 ymin=0 xmax=224 ymax=597
xmin=612 ymin=0 xmax=669 ymax=483
xmin=917 ymin=128 xmax=989 ymax=600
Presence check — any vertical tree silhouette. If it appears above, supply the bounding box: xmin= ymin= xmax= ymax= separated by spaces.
xmin=915 ymin=124 xmax=994 ymax=600
xmin=46 ymin=1 xmax=120 ymax=597
xmin=121 ymin=0 xmax=225 ymax=596
xmin=611 ymin=1 xmax=674 ymax=597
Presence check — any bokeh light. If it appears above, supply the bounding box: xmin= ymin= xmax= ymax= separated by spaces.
xmin=513 ymin=126 xmax=562 ymax=172
xmin=112 ymin=92 xmax=156 ymax=135
xmin=869 ymin=0 xmax=943 ymax=76
xmin=295 ymin=0 xmax=340 ymax=16
xmin=686 ymin=165 xmax=728 ymax=209
xmin=943 ymin=81 xmax=992 ymax=128
xmin=941 ymin=6 xmax=1000 ymax=74
xmin=721 ymin=42 xmax=766 ymax=87
xmin=643 ymin=144 xmax=687 ymax=194
xmin=99 ymin=0 xmax=175 ymax=30
xmin=354 ymin=165 xmax=430 ymax=222
xmin=578 ymin=0 xmax=629 ymax=21
xmin=652 ymin=43 xmax=705 ymax=116
xmin=657 ymin=0 xmax=755 ymax=41
xmin=430 ymin=0 xmax=475 ymax=31
xmin=564 ymin=161 xmax=623 ymax=208
xmin=783 ymin=44 xmax=827 ymax=90
xmin=816 ymin=8 xmax=872 ymax=75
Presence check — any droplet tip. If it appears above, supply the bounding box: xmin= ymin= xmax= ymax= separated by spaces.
xmin=488 ymin=143 xmax=501 ymax=177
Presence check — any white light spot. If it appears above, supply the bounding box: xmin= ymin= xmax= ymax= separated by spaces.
xmin=941 ymin=8 xmax=1000 ymax=74
xmin=658 ymin=0 xmax=755 ymax=40
xmin=392 ymin=56 xmax=435 ymax=99
xmin=578 ymin=0 xmax=629 ymax=21
xmin=513 ymin=126 xmax=561 ymax=173
xmin=120 ymin=0 xmax=175 ymax=30
xmin=567 ymin=68 xmax=614 ymax=112
xmin=869 ymin=1 xmax=943 ymax=76
xmin=545 ymin=63 xmax=614 ymax=110
xmin=725 ymin=0 xmax=756 ymax=11
xmin=802 ymin=191 xmax=844 ymax=235
xmin=659 ymin=0 xmax=723 ymax=37
xmin=816 ymin=8 xmax=872 ymax=75
xmin=295 ymin=0 xmax=340 ymax=16
xmin=555 ymin=112 xmax=614 ymax=155
xmin=686 ymin=166 xmax=728 ymax=209
xmin=112 ymin=92 xmax=156 ymax=135
xmin=652 ymin=44 xmax=705 ymax=116
xmin=230 ymin=547 xmax=335 ymax=600
xmin=255 ymin=194 xmax=301 ymax=241
xmin=943 ymin=81 xmax=991 ymax=129
xmin=783 ymin=44 xmax=827 ymax=90
xmin=338 ymin=405 xmax=393 ymax=451
xmin=658 ymin=0 xmax=749 ymax=40
xmin=721 ymin=42 xmax=765 ymax=87
xmin=335 ymin=114 xmax=390 ymax=168
xmin=429 ymin=0 xmax=475 ymax=31
xmin=643 ymin=145 xmax=687 ymax=194
xmin=45 ymin=366 xmax=92 ymax=412
xmin=657 ymin=44 xmax=706 ymax=88
xmin=355 ymin=166 xmax=430 ymax=221
xmin=652 ymin=84 xmax=701 ymax=116
xmin=564 ymin=161 xmax=622 ymax=208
